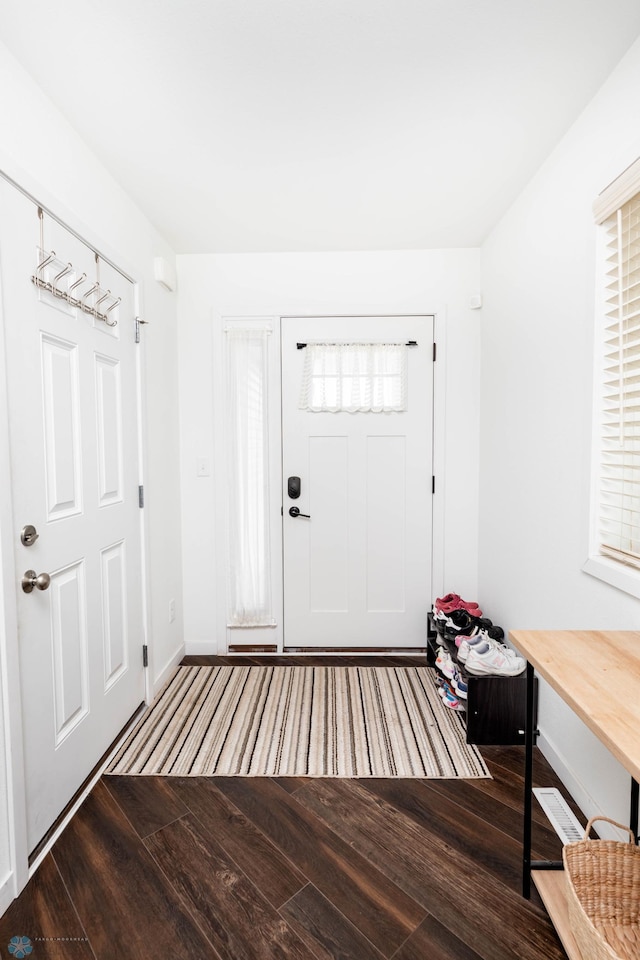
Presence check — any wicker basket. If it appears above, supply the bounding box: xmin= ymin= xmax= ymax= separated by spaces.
xmin=562 ymin=816 xmax=640 ymax=960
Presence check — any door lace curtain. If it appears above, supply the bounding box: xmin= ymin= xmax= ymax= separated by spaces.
xmin=299 ymin=342 xmax=408 ymax=413
xmin=225 ymin=327 xmax=273 ymax=626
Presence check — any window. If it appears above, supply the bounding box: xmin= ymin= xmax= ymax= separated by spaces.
xmin=590 ymin=158 xmax=640 ymax=584
xmin=225 ymin=326 xmax=273 ymax=626
xmin=298 ymin=342 xmax=408 ymax=413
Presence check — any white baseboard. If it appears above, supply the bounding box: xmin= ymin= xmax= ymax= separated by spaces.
xmin=151 ymin=645 xmax=185 ymax=697
xmin=536 ymin=732 xmax=629 ymax=840
xmin=537 ymin=732 xmax=594 ymax=819
xmin=0 ymin=873 xmax=15 ymax=918
xmin=183 ymin=640 xmax=218 ymax=656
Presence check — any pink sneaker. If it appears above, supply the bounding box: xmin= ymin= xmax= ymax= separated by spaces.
xmin=434 ymin=594 xmax=483 ymax=617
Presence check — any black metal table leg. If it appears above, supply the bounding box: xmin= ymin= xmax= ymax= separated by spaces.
xmin=631 ymin=777 xmax=639 ymax=842
xmin=523 ymin=661 xmax=535 ymax=898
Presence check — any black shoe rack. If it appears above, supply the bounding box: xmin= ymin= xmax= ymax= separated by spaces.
xmin=427 ymin=611 xmax=536 ymax=746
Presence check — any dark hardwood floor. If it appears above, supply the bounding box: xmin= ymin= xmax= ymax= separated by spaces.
xmin=0 ymin=657 xmax=574 ymax=959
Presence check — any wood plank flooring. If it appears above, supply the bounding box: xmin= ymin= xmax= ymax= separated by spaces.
xmin=0 ymin=656 xmax=574 ymax=959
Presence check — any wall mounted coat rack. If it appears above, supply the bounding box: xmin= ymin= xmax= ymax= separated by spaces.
xmin=31 ymin=248 xmax=121 ymax=326
xmin=30 ymin=209 xmax=120 ymax=326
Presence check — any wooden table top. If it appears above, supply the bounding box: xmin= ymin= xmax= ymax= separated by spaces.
xmin=509 ymin=630 xmax=640 ymax=784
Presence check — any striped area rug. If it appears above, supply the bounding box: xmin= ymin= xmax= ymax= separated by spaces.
xmin=107 ymin=665 xmax=490 ymax=779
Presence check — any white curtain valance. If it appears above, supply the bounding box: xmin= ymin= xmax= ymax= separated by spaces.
xmin=299 ymin=342 xmax=408 ymax=413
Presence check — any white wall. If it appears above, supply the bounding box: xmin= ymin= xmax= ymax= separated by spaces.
xmin=177 ymin=249 xmax=482 ymax=653
xmin=0 ymin=41 xmax=184 ymax=908
xmin=480 ymin=36 xmax=640 ymax=826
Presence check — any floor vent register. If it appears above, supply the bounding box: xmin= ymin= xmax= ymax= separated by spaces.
xmin=533 ymin=787 xmax=584 ymax=844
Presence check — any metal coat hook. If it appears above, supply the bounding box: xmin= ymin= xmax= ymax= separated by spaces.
xmin=35 ymin=250 xmax=56 ymax=280
xmin=80 ymin=282 xmax=100 ymax=308
xmin=52 ymin=263 xmax=73 ymax=297
xmin=68 ymin=273 xmax=87 ymax=294
xmin=105 ymin=297 xmax=121 ymax=326
xmin=94 ymin=289 xmax=112 ymax=312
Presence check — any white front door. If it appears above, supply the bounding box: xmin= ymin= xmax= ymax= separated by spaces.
xmin=0 ymin=181 xmax=146 ymax=852
xmin=281 ymin=316 xmax=433 ymax=649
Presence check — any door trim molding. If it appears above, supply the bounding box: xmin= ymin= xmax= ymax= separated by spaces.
xmin=210 ymin=314 xmax=283 ymax=655
xmin=209 ymin=310 xmax=446 ymax=656
xmin=431 ymin=307 xmax=447 ymax=603
xmin=0 ymin=258 xmax=29 ymax=911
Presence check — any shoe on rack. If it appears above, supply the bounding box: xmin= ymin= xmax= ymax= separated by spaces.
xmin=464 ymin=641 xmax=525 ymax=677
xmin=457 ymin=630 xmax=511 ymax=662
xmin=435 ymin=648 xmax=456 ymax=680
xmin=439 ymin=685 xmax=465 ymax=711
xmin=439 ymin=608 xmax=489 ymax=636
xmin=451 ymin=670 xmax=468 ymax=700
xmin=456 ymin=633 xmax=486 ymax=662
xmin=434 ymin=594 xmax=483 ymax=617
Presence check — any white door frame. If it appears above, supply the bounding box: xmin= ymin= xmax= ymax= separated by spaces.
xmin=0 ymin=165 xmax=152 ymax=908
xmin=212 ymin=311 xmax=448 ymax=656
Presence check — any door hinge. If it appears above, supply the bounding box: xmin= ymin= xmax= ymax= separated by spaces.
xmin=433 ymin=342 xmax=437 ymax=362
xmin=432 ymin=476 xmax=436 ymax=494
xmin=138 ymin=484 xmax=144 ymax=508
xmin=143 ymin=644 xmax=148 ymax=667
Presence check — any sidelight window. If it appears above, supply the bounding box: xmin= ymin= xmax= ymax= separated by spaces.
xmin=225 ymin=326 xmax=273 ymax=626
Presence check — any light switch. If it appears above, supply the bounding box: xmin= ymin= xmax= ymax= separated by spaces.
xmin=196 ymin=458 xmax=210 ymax=477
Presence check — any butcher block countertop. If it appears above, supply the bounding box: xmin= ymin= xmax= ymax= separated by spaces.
xmin=509 ymin=630 xmax=640 ymax=786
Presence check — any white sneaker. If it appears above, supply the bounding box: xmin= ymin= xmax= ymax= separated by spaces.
xmin=457 ymin=634 xmax=485 ymax=663
xmin=459 ymin=630 xmax=518 ymax=661
xmin=488 ymin=637 xmax=520 ymax=660
xmin=435 ymin=648 xmax=456 ymax=679
xmin=465 ymin=640 xmax=525 ymax=676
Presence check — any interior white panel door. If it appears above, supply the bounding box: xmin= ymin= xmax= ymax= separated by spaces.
xmin=281 ymin=316 xmax=433 ymax=648
xmin=0 ymin=180 xmax=145 ymax=852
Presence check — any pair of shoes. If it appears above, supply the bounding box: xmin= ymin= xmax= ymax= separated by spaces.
xmin=435 ymin=647 xmax=456 ymax=679
xmin=451 ymin=671 xmax=468 ymax=700
xmin=456 ymin=634 xmax=485 ymax=662
xmin=438 ymin=681 xmax=465 ymax=711
xmin=435 ymin=607 xmax=480 ymax=632
xmin=434 ymin=649 xmax=468 ymax=698
xmin=457 ymin=630 xmax=516 ymax=662
xmin=438 ymin=608 xmax=502 ymax=644
xmin=434 ymin=593 xmax=483 ymax=618
xmin=462 ymin=634 xmax=525 ymax=677
xmin=453 ymin=621 xmax=505 ymax=646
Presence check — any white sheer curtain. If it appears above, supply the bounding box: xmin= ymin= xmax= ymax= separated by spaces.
xmin=225 ymin=327 xmax=273 ymax=626
xmin=299 ymin=342 xmax=408 ymax=413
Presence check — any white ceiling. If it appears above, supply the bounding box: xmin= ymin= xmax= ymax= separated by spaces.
xmin=3 ymin=0 xmax=640 ymax=254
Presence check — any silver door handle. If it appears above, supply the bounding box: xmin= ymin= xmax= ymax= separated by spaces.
xmin=22 ymin=570 xmax=51 ymax=593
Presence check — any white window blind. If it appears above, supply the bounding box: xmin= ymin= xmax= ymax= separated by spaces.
xmin=299 ymin=342 xmax=407 ymax=413
xmin=596 ymin=180 xmax=640 ymax=569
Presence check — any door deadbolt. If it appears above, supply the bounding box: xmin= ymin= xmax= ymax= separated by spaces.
xmin=21 ymin=524 xmax=39 ymax=547
xmin=287 ymin=476 xmax=301 ymax=499
xmin=22 ymin=570 xmax=51 ymax=593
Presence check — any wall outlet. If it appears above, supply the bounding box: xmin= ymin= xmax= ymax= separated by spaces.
xmin=169 ymin=599 xmax=176 ymax=623
xmin=196 ymin=457 xmax=210 ymax=477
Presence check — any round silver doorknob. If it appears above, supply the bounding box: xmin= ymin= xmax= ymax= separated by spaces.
xmin=22 ymin=570 xmax=51 ymax=593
